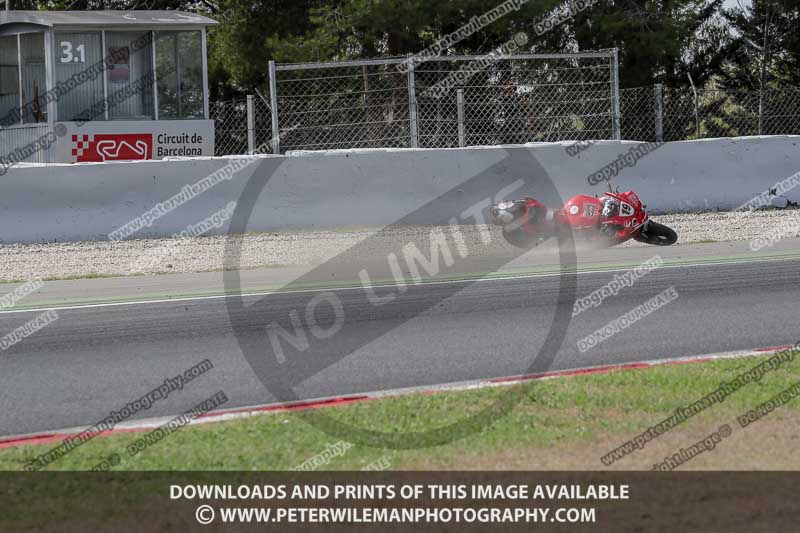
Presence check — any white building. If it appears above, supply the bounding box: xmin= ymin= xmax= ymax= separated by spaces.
xmin=0 ymin=10 xmax=218 ymax=164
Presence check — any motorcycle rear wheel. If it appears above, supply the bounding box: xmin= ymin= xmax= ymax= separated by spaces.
xmin=634 ymin=221 xmax=677 ymax=246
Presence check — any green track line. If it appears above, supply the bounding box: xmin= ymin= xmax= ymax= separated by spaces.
xmin=2 ymin=249 xmax=800 ymax=312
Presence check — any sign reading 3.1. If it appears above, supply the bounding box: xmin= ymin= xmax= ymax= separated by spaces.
xmin=59 ymin=41 xmax=86 ymax=63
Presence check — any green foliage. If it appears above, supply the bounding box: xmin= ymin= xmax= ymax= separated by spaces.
xmin=12 ymin=0 xmax=800 ymax=100
xmin=721 ymin=0 xmax=800 ymax=89
xmin=207 ymin=0 xmax=321 ymax=91
xmin=2 ymin=353 xmax=800 ymax=473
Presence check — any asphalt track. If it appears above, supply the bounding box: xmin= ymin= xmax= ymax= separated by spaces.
xmin=1 ymin=237 xmax=800 ymax=438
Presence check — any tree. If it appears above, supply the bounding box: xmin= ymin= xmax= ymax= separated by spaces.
xmin=265 ymin=0 xmax=564 ymax=62
xmin=207 ymin=0 xmax=320 ymax=93
xmin=721 ymin=0 xmax=800 ymax=89
xmin=571 ymin=0 xmax=729 ymax=88
xmin=718 ymin=0 xmax=800 ymax=135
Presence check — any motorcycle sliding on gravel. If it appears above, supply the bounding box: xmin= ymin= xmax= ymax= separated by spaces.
xmin=490 ymin=188 xmax=678 ymax=248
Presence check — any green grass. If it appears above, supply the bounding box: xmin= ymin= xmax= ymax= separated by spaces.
xmin=2 ymin=352 xmax=800 ymax=472
xmin=2 ymin=353 xmax=800 ymax=529
xmin=41 ymin=271 xmax=132 ymax=282
xmin=33 ymin=263 xmax=295 ymax=284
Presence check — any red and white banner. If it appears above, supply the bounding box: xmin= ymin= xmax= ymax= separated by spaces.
xmin=57 ymin=120 xmax=214 ymax=163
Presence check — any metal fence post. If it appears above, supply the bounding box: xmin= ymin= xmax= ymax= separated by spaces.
xmin=610 ymin=48 xmax=621 ymax=140
xmin=246 ymin=95 xmax=255 ymax=155
xmin=268 ymin=60 xmax=280 ymax=154
xmin=457 ymin=88 xmax=465 ymax=147
xmin=687 ymin=72 xmax=700 ymax=138
xmin=406 ymin=55 xmax=419 ymax=148
xmin=654 ymin=83 xmax=664 ymax=143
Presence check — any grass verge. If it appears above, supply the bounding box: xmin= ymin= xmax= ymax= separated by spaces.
xmin=2 ymin=352 xmax=800 ymax=472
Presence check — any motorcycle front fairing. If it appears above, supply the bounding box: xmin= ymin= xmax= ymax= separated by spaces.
xmin=597 ymin=191 xmax=649 ymax=243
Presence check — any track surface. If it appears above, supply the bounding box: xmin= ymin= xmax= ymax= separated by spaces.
xmin=1 ymin=239 xmax=799 ymax=437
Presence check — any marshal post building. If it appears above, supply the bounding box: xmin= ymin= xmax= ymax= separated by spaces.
xmin=0 ymin=10 xmax=217 ymax=165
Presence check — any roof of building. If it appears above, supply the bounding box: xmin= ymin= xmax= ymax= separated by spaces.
xmin=0 ymin=10 xmax=217 ymax=29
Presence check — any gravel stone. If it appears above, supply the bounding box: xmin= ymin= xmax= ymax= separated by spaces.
xmin=1 ymin=209 xmax=798 ymax=283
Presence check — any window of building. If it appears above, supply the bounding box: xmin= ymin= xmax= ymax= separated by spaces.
xmin=0 ymin=32 xmax=47 ymax=126
xmin=1 ymin=26 xmax=208 ymax=125
xmin=54 ymin=31 xmax=103 ymax=121
xmin=0 ymin=35 xmax=20 ymax=126
xmin=21 ymin=33 xmax=47 ymax=124
xmin=105 ymin=31 xmax=154 ymax=120
xmin=156 ymin=31 xmax=203 ymax=119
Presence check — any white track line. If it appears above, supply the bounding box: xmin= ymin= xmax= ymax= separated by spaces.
xmin=0 ymin=254 xmax=794 ymax=315
xmin=0 ymin=344 xmax=791 ymax=447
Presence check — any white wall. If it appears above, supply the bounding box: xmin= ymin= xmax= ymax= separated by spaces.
xmin=1 ymin=136 xmax=798 ymax=243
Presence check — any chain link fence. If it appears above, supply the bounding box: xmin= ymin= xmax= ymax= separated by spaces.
xmin=268 ymin=51 xmax=619 ymax=153
xmin=272 ymin=60 xmax=413 ymax=152
xmin=620 ymin=85 xmax=800 ymax=142
xmin=210 ymin=95 xmax=271 ymax=156
xmin=209 ymin=50 xmax=800 ymax=155
xmin=413 ymin=53 xmax=618 ymax=148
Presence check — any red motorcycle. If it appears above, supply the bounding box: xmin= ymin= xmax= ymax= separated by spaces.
xmin=490 ymin=189 xmax=677 ymax=248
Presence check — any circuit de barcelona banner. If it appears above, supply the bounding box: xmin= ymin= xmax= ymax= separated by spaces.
xmin=55 ymin=120 xmax=215 ymax=163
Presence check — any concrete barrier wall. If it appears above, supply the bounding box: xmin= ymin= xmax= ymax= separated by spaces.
xmin=1 ymin=136 xmax=798 ymax=243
